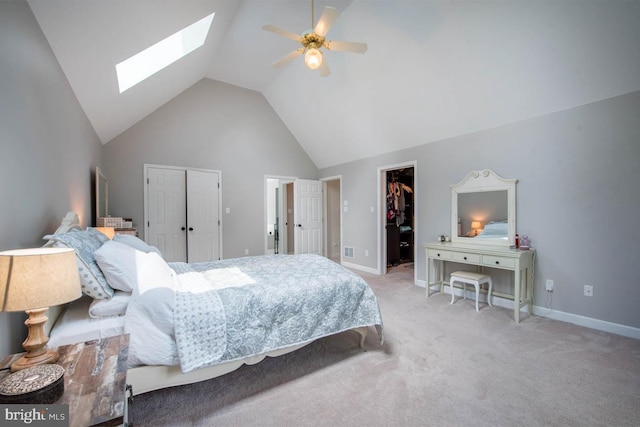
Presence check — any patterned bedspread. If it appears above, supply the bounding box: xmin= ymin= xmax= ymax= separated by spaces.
xmin=125 ymin=254 xmax=383 ymax=373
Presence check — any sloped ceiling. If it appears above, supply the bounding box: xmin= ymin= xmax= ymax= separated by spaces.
xmin=28 ymin=0 xmax=640 ymax=169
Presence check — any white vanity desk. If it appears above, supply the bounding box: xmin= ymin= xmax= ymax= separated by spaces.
xmin=429 ymin=169 xmax=536 ymax=323
xmin=424 ymin=242 xmax=535 ymax=323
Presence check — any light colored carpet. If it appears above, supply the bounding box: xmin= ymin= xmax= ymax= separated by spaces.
xmin=134 ymin=263 xmax=640 ymax=426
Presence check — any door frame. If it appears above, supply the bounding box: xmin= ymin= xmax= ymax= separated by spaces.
xmin=377 ymin=161 xmax=417 ymax=282
xmin=143 ymin=164 xmax=223 ymax=259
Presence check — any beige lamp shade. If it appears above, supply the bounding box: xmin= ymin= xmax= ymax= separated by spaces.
xmin=0 ymin=247 xmax=82 ymax=312
xmin=471 ymin=221 xmax=482 ymax=230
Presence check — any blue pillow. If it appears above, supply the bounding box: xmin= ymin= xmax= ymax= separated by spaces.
xmin=45 ymin=229 xmax=114 ymax=299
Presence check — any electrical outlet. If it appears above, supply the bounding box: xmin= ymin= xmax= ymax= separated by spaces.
xmin=365 ymin=250 xmax=369 ymax=256
xmin=584 ymin=285 xmax=593 ymax=297
xmin=244 ymin=249 xmax=249 ymax=255
xmin=546 ymin=279 xmax=554 ymax=291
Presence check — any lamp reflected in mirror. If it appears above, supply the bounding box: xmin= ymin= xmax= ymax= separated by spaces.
xmin=471 ymin=221 xmax=483 ymax=236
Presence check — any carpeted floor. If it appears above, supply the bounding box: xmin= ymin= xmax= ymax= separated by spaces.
xmin=133 ymin=263 xmax=640 ymax=426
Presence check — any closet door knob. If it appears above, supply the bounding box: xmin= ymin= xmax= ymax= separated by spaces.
xmin=189 ymin=227 xmax=194 ymax=231
xmin=181 ymin=227 xmax=186 ymax=231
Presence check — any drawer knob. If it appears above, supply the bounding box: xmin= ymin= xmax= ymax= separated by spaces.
xmin=495 ymin=261 xmax=500 ymax=265
xmin=464 ymin=256 xmax=467 ymax=260
xmin=437 ymin=253 xmax=441 ymax=257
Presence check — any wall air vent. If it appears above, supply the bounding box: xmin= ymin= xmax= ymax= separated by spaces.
xmin=344 ymin=246 xmax=355 ymax=258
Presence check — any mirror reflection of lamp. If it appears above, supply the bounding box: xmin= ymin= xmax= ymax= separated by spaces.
xmin=471 ymin=221 xmax=483 ymax=236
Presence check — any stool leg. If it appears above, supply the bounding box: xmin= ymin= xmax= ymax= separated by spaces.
xmin=463 ymin=283 xmax=467 ymax=300
xmin=450 ymin=280 xmax=456 ymax=305
xmin=474 ymin=283 xmax=479 ymax=312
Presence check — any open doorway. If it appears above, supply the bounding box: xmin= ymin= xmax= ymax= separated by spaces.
xmin=265 ymin=176 xmax=295 ymax=255
xmin=378 ymin=162 xmax=417 ymax=279
xmin=266 ymin=176 xmax=338 ymax=258
xmin=322 ymin=176 xmax=342 ymax=262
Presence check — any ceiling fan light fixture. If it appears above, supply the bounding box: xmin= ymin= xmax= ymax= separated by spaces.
xmin=304 ymin=47 xmax=323 ymax=70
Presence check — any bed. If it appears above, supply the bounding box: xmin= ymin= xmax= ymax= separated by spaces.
xmin=474 ymin=220 xmax=509 ymax=240
xmin=44 ymin=213 xmax=383 ymax=395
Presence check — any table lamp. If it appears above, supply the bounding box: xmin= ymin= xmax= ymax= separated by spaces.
xmin=94 ymin=226 xmax=115 ymax=239
xmin=0 ymin=247 xmax=81 ymax=372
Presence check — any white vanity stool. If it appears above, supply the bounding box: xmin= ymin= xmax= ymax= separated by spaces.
xmin=450 ymin=271 xmax=493 ymax=312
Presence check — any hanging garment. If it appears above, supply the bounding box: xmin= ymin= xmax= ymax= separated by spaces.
xmin=396 ymin=186 xmax=405 ymax=226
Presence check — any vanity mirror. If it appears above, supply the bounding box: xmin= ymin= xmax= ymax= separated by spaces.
xmin=95 ymin=166 xmax=108 ymax=222
xmin=451 ymin=169 xmax=517 ymax=247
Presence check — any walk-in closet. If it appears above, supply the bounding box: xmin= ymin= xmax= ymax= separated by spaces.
xmin=386 ymin=167 xmax=414 ymax=267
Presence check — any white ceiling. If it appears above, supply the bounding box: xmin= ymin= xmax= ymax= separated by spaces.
xmin=28 ymin=0 xmax=640 ymax=169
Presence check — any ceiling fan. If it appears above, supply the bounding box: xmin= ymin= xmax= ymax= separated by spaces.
xmin=262 ymin=0 xmax=368 ymax=77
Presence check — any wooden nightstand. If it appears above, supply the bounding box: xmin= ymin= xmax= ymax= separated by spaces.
xmin=0 ymin=334 xmax=130 ymax=427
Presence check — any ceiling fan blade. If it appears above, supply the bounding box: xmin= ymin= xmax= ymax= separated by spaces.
xmin=314 ymin=6 xmax=339 ymax=38
xmin=272 ymin=48 xmax=304 ymax=68
xmin=324 ymin=40 xmax=368 ymax=54
xmin=262 ymin=24 xmax=302 ymax=43
xmin=318 ymin=59 xmax=331 ymax=78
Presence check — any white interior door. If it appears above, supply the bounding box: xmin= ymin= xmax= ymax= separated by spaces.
xmin=186 ymin=170 xmax=220 ymax=263
xmin=146 ymin=167 xmax=187 ymax=262
xmin=294 ymin=179 xmax=323 ymax=255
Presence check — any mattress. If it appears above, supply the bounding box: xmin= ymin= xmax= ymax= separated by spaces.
xmin=48 ymin=296 xmax=125 ymax=348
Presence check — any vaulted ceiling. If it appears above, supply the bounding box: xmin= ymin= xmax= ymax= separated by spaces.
xmin=28 ymin=0 xmax=640 ymax=169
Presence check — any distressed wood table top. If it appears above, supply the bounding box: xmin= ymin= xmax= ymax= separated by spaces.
xmin=0 ymin=334 xmax=129 ymax=427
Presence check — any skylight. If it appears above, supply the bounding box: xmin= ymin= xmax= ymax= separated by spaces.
xmin=116 ymin=12 xmax=215 ymax=93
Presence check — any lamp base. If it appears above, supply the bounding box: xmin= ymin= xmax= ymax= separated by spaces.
xmin=11 ymin=349 xmax=59 ymax=372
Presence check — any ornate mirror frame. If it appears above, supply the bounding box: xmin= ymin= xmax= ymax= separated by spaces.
xmin=451 ymin=169 xmax=517 ymax=247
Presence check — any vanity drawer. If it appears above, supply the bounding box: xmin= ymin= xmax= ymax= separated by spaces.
xmin=428 ymin=249 xmax=452 ymax=260
xmin=482 ymin=255 xmax=515 ymax=269
xmin=452 ymin=252 xmax=480 ymax=264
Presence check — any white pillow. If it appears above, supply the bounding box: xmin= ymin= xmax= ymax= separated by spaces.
xmin=89 ymin=291 xmax=131 ymax=318
xmin=134 ymin=251 xmax=176 ymax=296
xmin=113 ymin=234 xmax=163 ymax=257
xmin=94 ymin=240 xmax=173 ymax=293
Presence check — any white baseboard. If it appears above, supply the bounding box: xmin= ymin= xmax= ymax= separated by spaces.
xmin=341 ymin=261 xmax=379 ymax=275
xmin=426 ymin=285 xmax=640 ymax=340
xmin=531 ymin=306 xmax=640 ymax=340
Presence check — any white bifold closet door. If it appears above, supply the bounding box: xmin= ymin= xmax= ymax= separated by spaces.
xmin=146 ymin=166 xmax=221 ymax=263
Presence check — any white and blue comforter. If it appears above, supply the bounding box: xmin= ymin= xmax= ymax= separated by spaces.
xmin=125 ymin=254 xmax=383 ymax=373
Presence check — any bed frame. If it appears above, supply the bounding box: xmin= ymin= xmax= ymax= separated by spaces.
xmin=45 ymin=212 xmax=369 ymax=395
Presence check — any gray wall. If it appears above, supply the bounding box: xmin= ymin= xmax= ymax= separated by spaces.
xmin=0 ymin=1 xmax=103 ymax=354
xmin=321 ymin=90 xmax=640 ymax=329
xmin=103 ymin=78 xmax=319 ymax=259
